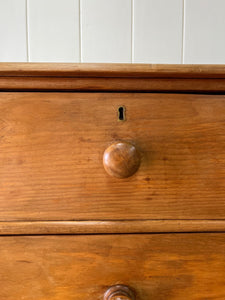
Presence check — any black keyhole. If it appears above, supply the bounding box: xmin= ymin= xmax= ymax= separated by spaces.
xmin=118 ymin=106 xmax=125 ymax=121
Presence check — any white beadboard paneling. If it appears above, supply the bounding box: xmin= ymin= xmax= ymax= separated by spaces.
xmin=133 ymin=0 xmax=183 ymax=63
xmin=28 ymin=0 xmax=80 ymax=62
xmin=81 ymin=0 xmax=131 ymax=63
xmin=184 ymin=0 xmax=225 ymax=64
xmin=0 ymin=0 xmax=27 ymax=62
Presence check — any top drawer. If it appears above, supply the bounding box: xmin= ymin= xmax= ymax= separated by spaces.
xmin=1 ymin=92 xmax=225 ymax=221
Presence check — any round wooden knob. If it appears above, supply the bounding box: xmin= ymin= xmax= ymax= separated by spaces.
xmin=104 ymin=285 xmax=135 ymax=300
xmin=103 ymin=142 xmax=141 ymax=178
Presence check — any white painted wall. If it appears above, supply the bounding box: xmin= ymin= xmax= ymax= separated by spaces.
xmin=0 ymin=0 xmax=225 ymax=63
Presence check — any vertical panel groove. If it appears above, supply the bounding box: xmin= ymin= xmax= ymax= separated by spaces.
xmin=181 ymin=0 xmax=185 ymax=64
xmin=79 ymin=0 xmax=83 ymax=62
xmin=131 ymin=0 xmax=134 ymax=63
xmin=26 ymin=0 xmax=30 ymax=62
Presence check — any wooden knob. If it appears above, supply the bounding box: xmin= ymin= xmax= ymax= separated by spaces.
xmin=103 ymin=142 xmax=141 ymax=178
xmin=104 ymin=285 xmax=135 ymax=300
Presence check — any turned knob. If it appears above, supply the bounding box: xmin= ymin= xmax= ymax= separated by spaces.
xmin=104 ymin=285 xmax=135 ymax=300
xmin=103 ymin=142 xmax=141 ymax=178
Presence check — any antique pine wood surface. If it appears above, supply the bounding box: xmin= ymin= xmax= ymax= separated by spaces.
xmin=0 ymin=92 xmax=225 ymax=221
xmin=0 ymin=63 xmax=225 ymax=92
xmin=0 ymin=64 xmax=225 ymax=300
xmin=0 ymin=233 xmax=225 ymax=300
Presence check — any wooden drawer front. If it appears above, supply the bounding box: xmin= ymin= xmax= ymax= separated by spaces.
xmin=1 ymin=92 xmax=225 ymax=221
xmin=0 ymin=233 xmax=224 ymax=299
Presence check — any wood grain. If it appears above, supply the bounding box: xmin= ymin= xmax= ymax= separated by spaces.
xmin=0 ymin=63 xmax=225 ymax=92
xmin=0 ymin=233 xmax=225 ymax=299
xmin=1 ymin=92 xmax=225 ymax=220
xmin=0 ymin=220 xmax=225 ymax=235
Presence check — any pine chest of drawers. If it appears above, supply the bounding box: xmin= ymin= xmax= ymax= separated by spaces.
xmin=0 ymin=63 xmax=225 ymax=300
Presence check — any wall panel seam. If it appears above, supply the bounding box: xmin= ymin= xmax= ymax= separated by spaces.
xmin=181 ymin=0 xmax=185 ymax=64
xmin=78 ymin=0 xmax=81 ymax=63
xmin=79 ymin=0 xmax=83 ymax=62
xmin=131 ymin=0 xmax=134 ymax=63
xmin=25 ymin=0 xmax=30 ymax=62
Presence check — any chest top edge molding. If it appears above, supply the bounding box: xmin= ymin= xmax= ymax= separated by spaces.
xmin=0 ymin=63 xmax=224 ymax=93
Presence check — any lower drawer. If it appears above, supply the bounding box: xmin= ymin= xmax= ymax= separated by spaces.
xmin=1 ymin=233 xmax=225 ymax=299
